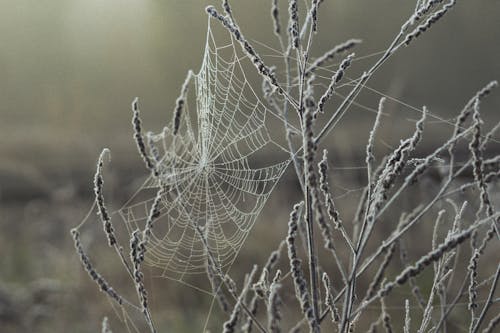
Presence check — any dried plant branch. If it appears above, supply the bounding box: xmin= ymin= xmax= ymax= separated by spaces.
xmin=306 ymin=39 xmax=362 ymax=76
xmin=72 ymin=2 xmax=499 ymax=333
xmin=356 ymin=217 xmax=497 ymax=318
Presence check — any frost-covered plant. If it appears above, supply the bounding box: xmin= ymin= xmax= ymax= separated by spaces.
xmin=72 ymin=1 xmax=499 ymax=332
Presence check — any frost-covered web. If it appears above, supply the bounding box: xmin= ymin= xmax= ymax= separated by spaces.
xmin=118 ymin=20 xmax=292 ymax=281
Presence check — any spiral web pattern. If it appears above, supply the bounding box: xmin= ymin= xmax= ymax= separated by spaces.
xmin=118 ymin=21 xmax=291 ymax=281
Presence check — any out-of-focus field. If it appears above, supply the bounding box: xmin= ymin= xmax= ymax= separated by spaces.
xmin=0 ymin=1 xmax=499 ymax=332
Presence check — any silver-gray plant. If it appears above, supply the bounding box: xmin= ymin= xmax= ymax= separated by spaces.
xmin=72 ymin=1 xmax=499 ymax=332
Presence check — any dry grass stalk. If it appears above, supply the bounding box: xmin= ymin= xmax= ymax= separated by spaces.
xmin=302 ymin=85 xmax=322 ymax=329
xmin=173 ymin=71 xmax=193 ymax=135
xmin=404 ymin=0 xmax=457 ymax=46
xmin=451 ymin=81 xmax=497 ymax=144
xmin=369 ymin=220 xmax=488 ymax=308
xmin=366 ymin=97 xmax=385 ymax=175
xmin=72 ymin=2 xmax=499 ymax=332
xmin=311 ymin=158 xmax=348 ymax=282
xmin=271 ymin=0 xmax=281 ymax=35
xmin=94 ymin=149 xmax=117 ymax=247
xmin=306 ymin=39 xmax=361 ymax=76
xmin=469 ymin=101 xmax=486 ymax=210
xmin=468 ymin=248 xmax=480 ymax=321
xmin=243 ymin=243 xmax=284 ymax=333
xmin=253 ymin=268 xmax=269 ymax=300
xmin=223 ymin=265 xmax=259 ymax=333
xmin=132 ymin=98 xmax=158 ymax=176
xmin=315 ymin=53 xmax=354 ymax=115
xmin=141 ymin=186 xmax=166 ymax=249
xmin=307 ymin=0 xmax=320 ymax=34
xmin=322 ymin=273 xmax=340 ymax=325
xmin=129 ymin=230 xmax=156 ymax=333
xmin=379 ymin=106 xmax=426 ymax=192
xmin=286 ymin=202 xmax=318 ymax=332
xmin=318 ymin=150 xmax=342 ymax=229
xmin=130 ymin=230 xmax=147 ymax=312
xmin=288 ymin=0 xmax=299 ymax=49
xmin=266 ymin=270 xmax=282 ymax=333
xmin=71 ymin=229 xmax=123 ymax=306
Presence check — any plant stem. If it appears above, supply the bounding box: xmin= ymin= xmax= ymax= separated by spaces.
xmin=305 ymin=186 xmax=320 ymax=330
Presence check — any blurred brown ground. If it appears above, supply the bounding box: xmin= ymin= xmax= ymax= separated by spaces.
xmin=0 ymin=1 xmax=499 ymax=332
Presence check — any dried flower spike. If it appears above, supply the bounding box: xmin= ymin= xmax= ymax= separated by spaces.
xmin=288 ymin=0 xmax=299 ymax=49
xmin=132 ymin=97 xmax=158 ymax=176
xmin=94 ymin=148 xmax=117 ymax=247
xmin=71 ymin=229 xmax=122 ymax=305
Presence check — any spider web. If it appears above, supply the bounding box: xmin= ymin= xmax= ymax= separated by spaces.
xmin=118 ymin=20 xmax=292 ymax=282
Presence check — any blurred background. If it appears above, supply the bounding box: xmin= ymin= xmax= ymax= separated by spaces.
xmin=0 ymin=0 xmax=499 ymax=332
